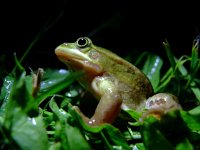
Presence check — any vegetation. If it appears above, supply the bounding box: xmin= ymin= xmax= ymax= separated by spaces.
xmin=0 ymin=36 xmax=200 ymax=150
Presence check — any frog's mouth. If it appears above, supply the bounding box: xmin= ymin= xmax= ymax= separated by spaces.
xmin=55 ymin=46 xmax=91 ymax=63
xmin=55 ymin=47 xmax=103 ymax=75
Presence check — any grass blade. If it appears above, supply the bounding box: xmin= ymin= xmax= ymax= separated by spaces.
xmin=163 ymin=40 xmax=176 ymax=72
xmin=191 ymin=36 xmax=199 ymax=73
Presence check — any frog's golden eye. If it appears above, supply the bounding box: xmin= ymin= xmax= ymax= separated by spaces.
xmin=76 ymin=37 xmax=91 ymax=48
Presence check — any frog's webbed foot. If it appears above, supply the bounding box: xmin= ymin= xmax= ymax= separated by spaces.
xmin=73 ymin=94 xmax=122 ymax=126
xmin=140 ymin=93 xmax=182 ymax=121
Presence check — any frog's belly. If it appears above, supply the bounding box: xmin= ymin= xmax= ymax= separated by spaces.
xmin=120 ymin=96 xmax=146 ymax=111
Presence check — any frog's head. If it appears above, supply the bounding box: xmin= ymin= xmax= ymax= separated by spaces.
xmin=55 ymin=37 xmax=106 ymax=80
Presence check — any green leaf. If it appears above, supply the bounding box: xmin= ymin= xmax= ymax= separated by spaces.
xmin=0 ymin=76 xmax=15 ymax=116
xmin=40 ymin=69 xmax=69 ymax=91
xmin=49 ymin=98 xmax=71 ymax=122
xmin=191 ymin=87 xmax=200 ymax=101
xmin=11 ymin=114 xmax=49 ymax=150
xmin=2 ymin=72 xmax=48 ymax=149
xmin=181 ymin=111 xmax=200 ymax=131
xmin=176 ymin=138 xmax=193 ymax=150
xmin=69 ymin=104 xmax=131 ymax=150
xmin=13 ymin=53 xmax=25 ymax=73
xmin=175 ymin=56 xmax=189 ymax=76
xmin=48 ymin=98 xmax=92 ymax=150
xmin=190 ymin=40 xmax=199 ymax=73
xmin=189 ymin=105 xmax=200 ymax=115
xmin=163 ymin=40 xmax=176 ymax=72
xmin=141 ymin=111 xmax=195 ymax=150
xmin=142 ymin=54 xmax=163 ymax=90
xmin=124 ymin=109 xmax=141 ymax=121
xmin=4 ymin=72 xmax=38 ymax=121
xmin=64 ymin=123 xmax=92 ymax=150
xmin=134 ymin=143 xmax=145 ymax=150
xmin=155 ymin=68 xmax=173 ymax=92
xmin=134 ymin=52 xmax=149 ymax=66
xmin=141 ymin=117 xmax=174 ymax=150
xmin=35 ymin=71 xmax=82 ymax=105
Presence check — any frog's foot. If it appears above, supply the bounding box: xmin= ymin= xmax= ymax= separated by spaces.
xmin=140 ymin=108 xmax=165 ymax=121
xmin=140 ymin=93 xmax=182 ymax=121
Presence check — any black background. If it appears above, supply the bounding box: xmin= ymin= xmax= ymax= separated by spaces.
xmin=0 ymin=0 xmax=199 ymax=71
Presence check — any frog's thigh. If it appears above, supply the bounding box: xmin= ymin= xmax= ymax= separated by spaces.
xmin=91 ymin=93 xmax=122 ymax=125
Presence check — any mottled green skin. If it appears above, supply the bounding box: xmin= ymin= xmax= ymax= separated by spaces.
xmin=55 ymin=37 xmax=153 ymax=125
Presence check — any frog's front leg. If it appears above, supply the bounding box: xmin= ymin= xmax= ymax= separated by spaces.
xmin=74 ymin=75 xmax=122 ymax=126
xmin=74 ymin=93 xmax=122 ymax=126
xmin=91 ymin=93 xmax=122 ymax=125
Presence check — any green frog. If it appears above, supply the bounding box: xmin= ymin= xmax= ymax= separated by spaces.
xmin=55 ymin=37 xmax=180 ymax=125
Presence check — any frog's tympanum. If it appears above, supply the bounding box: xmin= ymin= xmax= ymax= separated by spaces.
xmin=55 ymin=37 xmax=181 ymax=125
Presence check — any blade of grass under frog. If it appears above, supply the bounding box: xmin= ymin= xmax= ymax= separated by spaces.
xmin=176 ymin=138 xmax=193 ymax=150
xmin=187 ymin=41 xmax=200 ymax=92
xmin=100 ymin=131 xmax=114 ymax=150
xmin=35 ymin=72 xmax=82 ymax=105
xmin=48 ymin=97 xmax=92 ymax=150
xmin=163 ymin=40 xmax=176 ymax=72
xmin=190 ymin=35 xmax=199 ymax=73
xmin=180 ymin=110 xmax=200 ymax=131
xmin=174 ymin=56 xmax=190 ymax=95
xmin=189 ymin=105 xmax=200 ymax=115
xmin=175 ymin=56 xmax=189 ymax=76
xmin=160 ymin=68 xmax=173 ymax=83
xmin=191 ymin=87 xmax=200 ymax=101
xmin=13 ymin=53 xmax=25 ymax=73
xmin=133 ymin=52 xmax=149 ymax=66
xmin=190 ymin=81 xmax=200 ymax=101
xmin=141 ymin=117 xmax=174 ymax=150
xmin=155 ymin=68 xmax=173 ymax=92
xmin=68 ymin=104 xmax=130 ymax=149
xmin=172 ymin=55 xmax=199 ymax=93
xmin=156 ymin=50 xmax=189 ymax=93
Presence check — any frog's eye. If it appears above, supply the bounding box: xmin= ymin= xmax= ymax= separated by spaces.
xmin=76 ymin=37 xmax=91 ymax=48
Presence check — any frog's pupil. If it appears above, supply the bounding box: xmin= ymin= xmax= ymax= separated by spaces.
xmin=77 ymin=37 xmax=88 ymax=47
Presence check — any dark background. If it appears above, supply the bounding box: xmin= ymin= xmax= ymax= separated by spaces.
xmin=0 ymin=0 xmax=199 ymax=71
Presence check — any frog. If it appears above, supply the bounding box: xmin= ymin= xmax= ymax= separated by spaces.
xmin=55 ymin=37 xmax=181 ymax=126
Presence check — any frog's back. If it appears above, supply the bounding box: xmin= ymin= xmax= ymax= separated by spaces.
xmin=112 ymin=63 xmax=152 ymax=111
xmin=94 ymin=46 xmax=153 ymax=110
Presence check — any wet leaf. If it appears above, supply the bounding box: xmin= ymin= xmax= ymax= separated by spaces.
xmin=142 ymin=54 xmax=163 ymax=90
